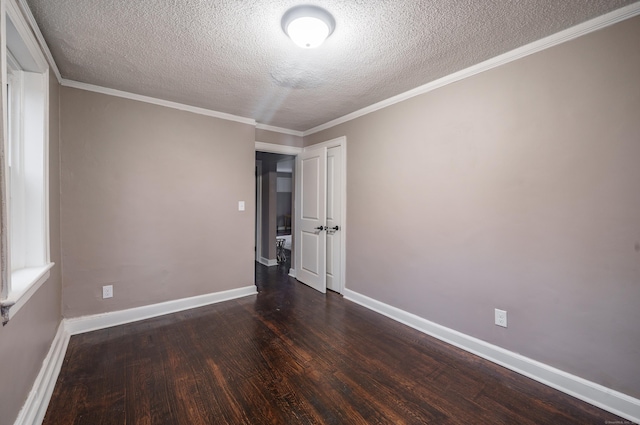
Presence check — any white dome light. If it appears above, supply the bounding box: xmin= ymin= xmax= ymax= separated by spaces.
xmin=282 ymin=6 xmax=335 ymax=49
xmin=287 ymin=16 xmax=329 ymax=48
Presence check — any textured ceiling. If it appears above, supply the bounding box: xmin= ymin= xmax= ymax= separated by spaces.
xmin=26 ymin=0 xmax=638 ymax=132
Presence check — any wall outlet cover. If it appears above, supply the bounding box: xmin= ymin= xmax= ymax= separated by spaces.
xmin=495 ymin=308 xmax=507 ymax=328
xmin=102 ymin=285 xmax=113 ymax=299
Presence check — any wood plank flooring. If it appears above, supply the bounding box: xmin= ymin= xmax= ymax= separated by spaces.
xmin=44 ymin=262 xmax=624 ymax=424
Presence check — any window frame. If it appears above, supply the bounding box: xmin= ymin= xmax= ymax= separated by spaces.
xmin=1 ymin=0 xmax=53 ymax=323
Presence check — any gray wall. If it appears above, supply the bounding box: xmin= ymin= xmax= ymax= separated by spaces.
xmin=60 ymin=87 xmax=255 ymax=318
xmin=0 ymin=73 xmax=63 ymax=425
xmin=305 ymin=16 xmax=640 ymax=398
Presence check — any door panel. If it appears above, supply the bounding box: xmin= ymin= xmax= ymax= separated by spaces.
xmin=301 ymin=156 xmax=321 ymax=219
xmin=300 ymin=231 xmax=320 ymax=275
xmin=295 ymin=147 xmax=327 ymax=293
xmin=326 ymin=233 xmax=335 ymax=276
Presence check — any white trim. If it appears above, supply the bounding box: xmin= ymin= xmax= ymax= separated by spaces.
xmin=2 ymin=263 xmax=54 ymax=321
xmin=5 ymin=0 xmax=48 ymax=72
xmin=13 ymin=0 xmax=637 ymax=137
xmin=42 ymin=68 xmax=51 ymax=263
xmin=338 ymin=139 xmax=346 ymax=294
xmin=255 ymin=123 xmax=304 ymax=137
xmin=13 ymin=321 xmax=70 ymax=425
xmin=6 ymin=49 xmax=20 ymax=71
xmin=15 ymin=0 xmax=61 ymax=81
xmin=13 ymin=285 xmax=259 ymax=424
xmin=288 ymin=268 xmax=296 ymax=278
xmin=343 ymin=288 xmax=640 ymax=424
xmin=258 ymin=256 xmax=278 ymax=267
xmin=64 ymin=285 xmax=257 ymax=335
xmin=255 ymin=141 xmax=303 ymax=155
xmin=254 ymin=144 xmax=302 ymax=266
xmin=2 ymin=0 xmax=9 ymax=302
xmin=60 ymin=79 xmax=257 ymax=126
xmin=2 ymin=1 xmax=52 ymax=316
xmin=303 ymin=3 xmax=640 ymax=136
xmin=255 ymin=160 xmax=262 ymax=263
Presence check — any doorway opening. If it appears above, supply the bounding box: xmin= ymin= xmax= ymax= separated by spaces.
xmin=255 ymin=152 xmax=296 ymax=272
xmin=255 ymin=136 xmax=346 ymax=295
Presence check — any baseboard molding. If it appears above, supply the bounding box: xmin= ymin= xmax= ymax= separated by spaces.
xmin=6 ymin=283 xmax=269 ymax=425
xmin=14 ymin=285 xmax=258 ymax=425
xmin=65 ymin=285 xmax=258 ymax=335
xmin=288 ymin=268 xmax=296 ymax=278
xmin=343 ymin=288 xmax=640 ymax=423
xmin=14 ymin=321 xmax=70 ymax=425
xmin=258 ymin=257 xmax=278 ymax=267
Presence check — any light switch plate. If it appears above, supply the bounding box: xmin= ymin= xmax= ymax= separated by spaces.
xmin=238 ymin=201 xmax=245 ymax=211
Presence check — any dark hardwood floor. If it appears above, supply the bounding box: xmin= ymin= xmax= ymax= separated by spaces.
xmin=44 ymin=262 xmax=623 ymax=424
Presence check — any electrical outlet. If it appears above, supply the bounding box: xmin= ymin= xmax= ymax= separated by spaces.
xmin=102 ymin=285 xmax=113 ymax=299
xmin=495 ymin=308 xmax=507 ymax=328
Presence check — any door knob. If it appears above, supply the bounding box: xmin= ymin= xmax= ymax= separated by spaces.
xmin=315 ymin=226 xmax=326 ymax=231
xmin=329 ymin=225 xmax=339 ymax=231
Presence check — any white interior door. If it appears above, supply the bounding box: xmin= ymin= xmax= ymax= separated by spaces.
xmin=326 ymin=146 xmax=342 ymax=293
xmin=295 ymin=147 xmax=327 ymax=293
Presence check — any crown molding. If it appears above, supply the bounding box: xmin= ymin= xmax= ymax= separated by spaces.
xmin=255 ymin=123 xmax=304 ymax=137
xmin=60 ymin=79 xmax=257 ymax=126
xmin=303 ymin=2 xmax=640 ymax=136
xmin=16 ymin=0 xmax=640 ymax=136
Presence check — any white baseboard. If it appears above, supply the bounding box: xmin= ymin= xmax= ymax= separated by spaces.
xmin=343 ymin=288 xmax=640 ymax=423
xmin=258 ymin=257 xmax=277 ymax=267
xmin=14 ymin=321 xmax=70 ymax=425
xmin=14 ymin=285 xmax=258 ymax=425
xmin=289 ymin=268 xmax=296 ymax=278
xmin=64 ymin=285 xmax=257 ymax=335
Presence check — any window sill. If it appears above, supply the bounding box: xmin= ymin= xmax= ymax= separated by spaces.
xmin=1 ymin=263 xmax=55 ymax=325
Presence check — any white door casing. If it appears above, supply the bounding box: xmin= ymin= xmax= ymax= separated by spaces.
xmin=295 ymin=147 xmax=327 ymax=293
xmin=254 ymin=142 xmax=304 ymax=275
xmin=326 ymin=146 xmax=342 ymax=293
xmin=255 ymin=160 xmax=262 ymax=263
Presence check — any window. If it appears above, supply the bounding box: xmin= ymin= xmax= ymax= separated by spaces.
xmin=1 ymin=2 xmax=52 ymax=323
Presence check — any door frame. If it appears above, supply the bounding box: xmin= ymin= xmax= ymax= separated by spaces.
xmin=254 ymin=137 xmax=347 ymax=294
xmin=255 ymin=142 xmax=303 ymax=277
xmin=255 ymin=160 xmax=262 ymax=263
xmin=295 ymin=136 xmax=347 ymax=294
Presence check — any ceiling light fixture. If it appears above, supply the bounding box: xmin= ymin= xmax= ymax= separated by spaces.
xmin=282 ymin=5 xmax=335 ymax=49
